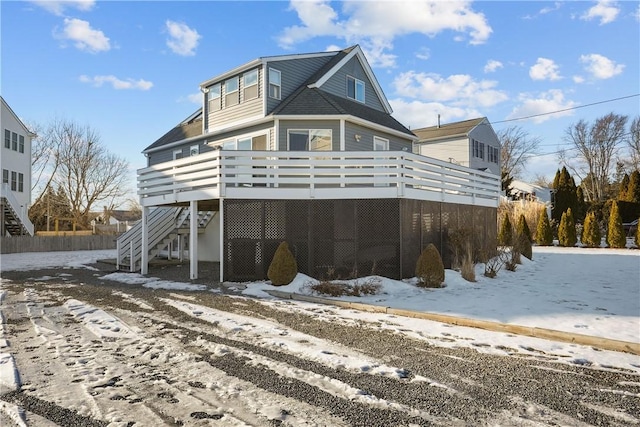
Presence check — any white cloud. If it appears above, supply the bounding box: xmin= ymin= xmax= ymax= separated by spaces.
xmin=539 ymin=2 xmax=562 ymax=15
xmin=30 ymin=0 xmax=95 ymax=16
xmin=635 ymin=4 xmax=640 ymax=22
xmin=389 ymin=98 xmax=481 ymax=130
xmin=278 ymin=0 xmax=492 ymax=67
xmin=579 ymin=53 xmax=624 ymax=79
xmin=529 ymin=58 xmax=561 ymax=81
xmin=484 ymin=59 xmax=503 ymax=73
xmin=581 ymin=0 xmax=620 ymax=25
xmin=573 ymin=75 xmax=586 ymax=84
xmin=165 ymin=20 xmax=201 ymax=56
xmin=79 ymin=75 xmax=153 ymax=90
xmin=415 ymin=47 xmax=431 ymax=61
xmin=187 ymin=93 xmax=201 ymax=104
xmin=58 ymin=18 xmax=110 ymax=53
xmin=507 ymin=89 xmax=577 ymax=124
xmin=392 ymin=71 xmax=508 ymax=108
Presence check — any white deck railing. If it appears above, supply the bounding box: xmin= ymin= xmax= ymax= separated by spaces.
xmin=138 ymin=150 xmax=501 ymax=208
xmin=0 ymin=182 xmax=34 ymax=235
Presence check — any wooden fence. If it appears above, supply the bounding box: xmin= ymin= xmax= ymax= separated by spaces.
xmin=0 ymin=235 xmax=116 ymax=254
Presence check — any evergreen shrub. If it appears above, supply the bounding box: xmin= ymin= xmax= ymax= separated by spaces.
xmin=606 ymin=201 xmax=626 ymax=248
xmin=558 ymin=208 xmax=577 ymax=247
xmin=536 ymin=208 xmax=553 ymax=246
xmin=267 ymin=241 xmax=298 ymax=286
xmin=498 ymin=215 xmax=513 ymax=246
xmin=415 ymin=243 xmax=445 ymax=288
xmin=581 ymin=211 xmax=601 ymax=248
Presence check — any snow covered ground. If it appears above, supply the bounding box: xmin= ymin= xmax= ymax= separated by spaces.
xmin=0 ymin=246 xmax=639 ymax=425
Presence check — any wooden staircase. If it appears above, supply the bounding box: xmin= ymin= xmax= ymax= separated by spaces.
xmin=116 ymin=207 xmax=215 ymax=271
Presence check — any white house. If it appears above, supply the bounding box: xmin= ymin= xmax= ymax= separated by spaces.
xmin=1 ymin=97 xmax=35 ymax=236
xmin=413 ymin=117 xmax=501 ymax=175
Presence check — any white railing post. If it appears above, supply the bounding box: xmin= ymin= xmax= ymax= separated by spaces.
xmin=129 ymin=241 xmax=134 ymax=272
xmin=116 ymin=239 xmax=120 ymax=270
xmin=190 ymin=200 xmax=198 ymax=280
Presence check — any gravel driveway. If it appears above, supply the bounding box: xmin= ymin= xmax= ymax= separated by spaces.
xmin=1 ymin=263 xmax=638 ymax=426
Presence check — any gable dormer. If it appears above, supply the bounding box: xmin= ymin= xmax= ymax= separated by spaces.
xmin=308 ymin=45 xmax=392 ymax=114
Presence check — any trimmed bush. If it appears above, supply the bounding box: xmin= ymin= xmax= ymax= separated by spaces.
xmin=415 ymin=243 xmax=445 ymax=288
xmin=558 ymin=208 xmax=577 ymax=247
xmin=606 ymin=201 xmax=626 ymax=248
xmin=267 ymin=241 xmax=298 ymax=286
xmin=581 ymin=211 xmax=601 ymax=248
xmin=516 ymin=214 xmax=532 ymax=243
xmin=535 ymin=208 xmax=553 ymax=246
xmin=498 ymin=215 xmax=513 ymax=246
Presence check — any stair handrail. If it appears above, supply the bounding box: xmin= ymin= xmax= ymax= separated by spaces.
xmin=0 ymin=182 xmax=34 ymax=236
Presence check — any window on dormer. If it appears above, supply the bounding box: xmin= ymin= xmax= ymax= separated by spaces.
xmin=224 ymin=77 xmax=239 ymax=107
xmin=269 ymin=68 xmax=281 ymax=100
xmin=208 ymin=83 xmax=221 ymax=111
xmin=243 ymin=69 xmax=258 ymax=100
xmin=347 ymin=76 xmax=365 ymax=103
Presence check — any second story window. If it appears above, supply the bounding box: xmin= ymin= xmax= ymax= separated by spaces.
xmin=19 ymin=135 xmax=24 ymax=153
xmin=347 ymin=76 xmax=365 ymax=103
xmin=488 ymin=146 xmax=499 ymax=163
xmin=243 ymin=69 xmax=258 ymax=100
xmin=288 ymin=129 xmax=332 ymax=151
xmin=2 ymin=169 xmax=8 ymax=184
xmin=208 ymin=83 xmax=221 ymax=112
xmin=10 ymin=171 xmax=17 ymax=191
xmin=225 ymin=77 xmax=239 ymax=107
xmin=269 ymin=68 xmax=281 ymax=100
xmin=4 ymin=130 xmax=10 ymax=149
xmin=472 ymin=139 xmax=485 ymax=160
xmin=18 ymin=173 xmax=23 ymax=192
xmin=11 ymin=132 xmax=17 ymax=151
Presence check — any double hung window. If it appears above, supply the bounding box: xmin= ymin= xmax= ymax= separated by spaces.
xmin=224 ymin=77 xmax=239 ymax=107
xmin=347 ymin=76 xmax=365 ymax=103
xmin=288 ymin=130 xmax=332 ymax=151
xmin=269 ymin=68 xmax=281 ymax=99
xmin=208 ymin=83 xmax=221 ymax=111
xmin=243 ymin=69 xmax=258 ymax=100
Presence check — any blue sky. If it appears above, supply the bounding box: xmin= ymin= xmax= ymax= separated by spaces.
xmin=2 ymin=0 xmax=639 ymax=199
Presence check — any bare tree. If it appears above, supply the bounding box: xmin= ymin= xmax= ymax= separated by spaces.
xmin=627 ymin=116 xmax=640 ymax=171
xmin=560 ymin=113 xmax=627 ymax=202
xmin=50 ymin=120 xmax=130 ymax=228
xmin=26 ymin=120 xmax=62 ymax=206
xmin=497 ymin=126 xmax=541 ymax=179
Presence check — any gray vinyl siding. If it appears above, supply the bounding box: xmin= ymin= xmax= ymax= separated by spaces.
xmin=265 ymin=56 xmax=334 ymax=114
xmin=205 ymin=67 xmax=263 ymax=131
xmin=468 ymin=122 xmax=501 ymax=174
xmin=320 ymin=57 xmax=385 ymax=112
xmin=344 ymin=122 xmax=413 ymax=151
xmin=278 ymin=119 xmax=340 ymax=151
xmin=147 ymin=137 xmax=212 ymax=166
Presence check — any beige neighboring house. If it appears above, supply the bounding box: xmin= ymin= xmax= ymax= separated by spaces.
xmin=96 ymin=208 xmax=141 ymax=233
xmin=413 ymin=117 xmax=501 ymax=175
xmin=1 ymin=97 xmax=35 ymax=236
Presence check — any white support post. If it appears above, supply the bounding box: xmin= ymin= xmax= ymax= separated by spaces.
xmin=219 ymin=198 xmax=224 ymax=283
xmin=141 ymin=206 xmax=149 ymax=275
xmin=116 ymin=239 xmax=120 ymax=270
xmin=167 ymin=240 xmax=172 ymax=260
xmin=190 ymin=200 xmax=198 ymax=280
xmin=178 ymin=235 xmax=184 ymax=262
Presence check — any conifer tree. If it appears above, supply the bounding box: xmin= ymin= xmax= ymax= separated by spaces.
xmin=606 ymin=201 xmax=626 ymax=248
xmin=267 ymin=241 xmax=298 ymax=286
xmin=581 ymin=211 xmax=601 ymax=248
xmin=626 ymin=170 xmax=640 ymax=203
xmin=515 ymin=214 xmax=533 ymax=260
xmin=575 ymin=185 xmax=587 ymax=223
xmin=498 ymin=214 xmax=513 ymax=246
xmin=552 ymin=167 xmax=578 ymax=222
xmin=535 ymin=208 xmax=553 ymax=246
xmin=558 ymin=208 xmax=577 ymax=247
xmin=618 ymin=173 xmax=630 ymax=201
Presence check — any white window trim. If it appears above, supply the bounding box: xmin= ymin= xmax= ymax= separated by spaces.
xmin=224 ymin=77 xmax=239 ymax=107
xmin=243 ymin=69 xmax=259 ymax=101
xmin=208 ymin=83 xmax=221 ymax=111
xmin=210 ymin=131 xmax=270 ymax=151
xmin=373 ymin=136 xmax=389 ymax=150
xmin=269 ymin=68 xmax=281 ymax=100
xmin=173 ymin=149 xmax=183 ymax=160
xmin=347 ymin=75 xmax=365 ymax=103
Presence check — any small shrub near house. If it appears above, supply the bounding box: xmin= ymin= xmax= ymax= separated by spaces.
xmin=535 ymin=208 xmax=553 ymax=246
xmin=581 ymin=211 xmax=601 ymax=248
xmin=498 ymin=215 xmax=513 ymax=246
xmin=515 ymin=214 xmax=533 ymax=260
xmin=267 ymin=241 xmax=298 ymax=286
xmin=606 ymin=201 xmax=626 ymax=249
xmin=415 ymin=243 xmax=445 ymax=288
xmin=558 ymin=208 xmax=577 ymax=247
xmin=304 ymin=278 xmax=382 ymax=297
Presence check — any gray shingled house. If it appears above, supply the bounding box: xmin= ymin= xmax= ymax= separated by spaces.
xmin=119 ymin=45 xmax=500 ymax=282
